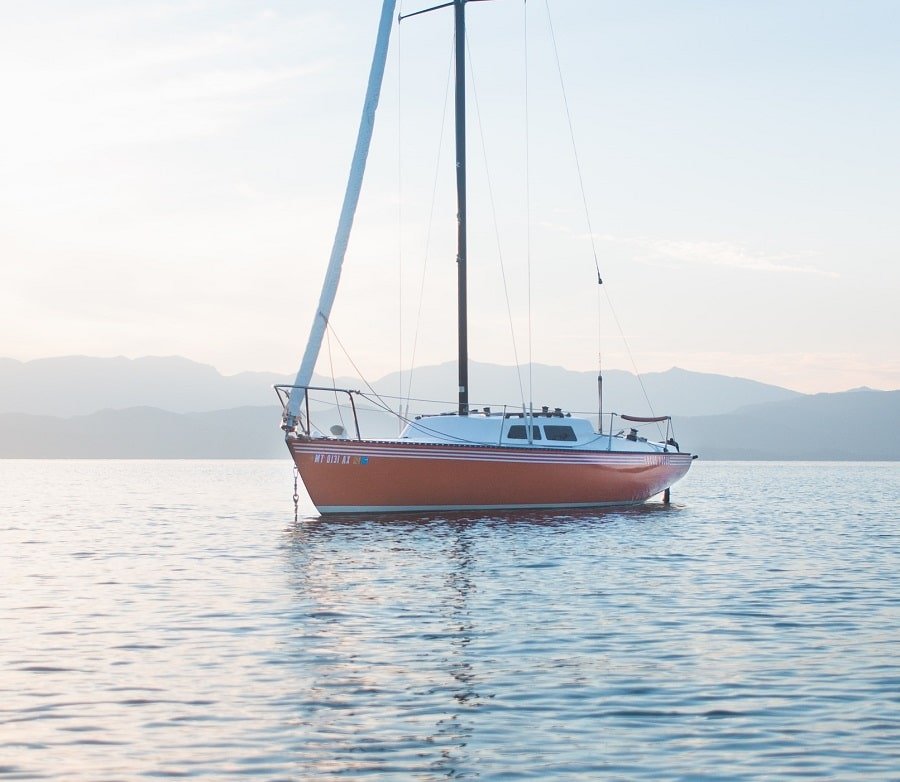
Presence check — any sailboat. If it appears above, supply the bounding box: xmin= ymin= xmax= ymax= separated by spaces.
xmin=278 ymin=0 xmax=693 ymax=514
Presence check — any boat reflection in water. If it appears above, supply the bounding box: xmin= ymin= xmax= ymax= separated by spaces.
xmin=279 ymin=505 xmax=678 ymax=777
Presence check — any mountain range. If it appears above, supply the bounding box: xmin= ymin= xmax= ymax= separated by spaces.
xmin=0 ymin=356 xmax=896 ymax=459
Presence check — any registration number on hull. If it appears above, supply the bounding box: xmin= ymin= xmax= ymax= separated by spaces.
xmin=312 ymin=453 xmax=369 ymax=465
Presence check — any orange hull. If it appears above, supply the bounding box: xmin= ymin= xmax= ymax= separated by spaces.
xmin=288 ymin=437 xmax=692 ymax=514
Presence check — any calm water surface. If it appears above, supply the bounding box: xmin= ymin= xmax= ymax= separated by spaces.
xmin=1 ymin=460 xmax=898 ymax=780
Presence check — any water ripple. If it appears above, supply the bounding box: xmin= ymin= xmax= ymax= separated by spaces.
xmin=0 ymin=460 xmax=898 ymax=779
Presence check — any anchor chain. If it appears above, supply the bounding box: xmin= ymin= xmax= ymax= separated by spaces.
xmin=292 ymin=466 xmax=300 ymax=522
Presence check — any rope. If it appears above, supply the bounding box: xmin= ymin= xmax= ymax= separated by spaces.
xmin=324 ymin=319 xmax=393 ymax=413
xmin=465 ymin=32 xmax=527 ymax=414
xmin=543 ymin=0 xmax=602 ymax=286
xmin=355 ymin=392 xmax=482 ymax=444
xmin=544 ymin=0 xmax=662 ymax=438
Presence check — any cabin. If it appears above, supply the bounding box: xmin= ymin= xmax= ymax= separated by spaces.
xmin=398 ymin=409 xmax=668 ymax=453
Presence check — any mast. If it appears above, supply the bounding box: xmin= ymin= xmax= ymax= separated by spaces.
xmin=454 ymin=0 xmax=469 ymax=416
xmin=397 ymin=0 xmax=488 ymax=417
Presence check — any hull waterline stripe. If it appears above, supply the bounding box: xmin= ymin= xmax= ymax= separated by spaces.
xmin=315 ymin=500 xmax=649 ymax=514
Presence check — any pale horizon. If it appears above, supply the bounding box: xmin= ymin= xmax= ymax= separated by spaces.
xmin=2 ymin=1 xmax=898 ymax=397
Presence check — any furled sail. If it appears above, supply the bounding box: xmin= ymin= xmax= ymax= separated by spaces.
xmin=285 ymin=0 xmax=397 ymax=427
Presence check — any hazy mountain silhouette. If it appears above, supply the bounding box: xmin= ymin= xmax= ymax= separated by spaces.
xmin=0 ymin=355 xmax=799 ymax=418
xmin=673 ymin=389 xmax=900 ymax=460
xmin=0 ymin=355 xmax=895 ymax=459
xmin=0 ymin=356 xmax=293 ymax=416
xmin=0 ymin=407 xmax=284 ymax=458
xmin=380 ymin=361 xmax=801 ymax=418
xmin=1 ymin=389 xmax=896 ymax=459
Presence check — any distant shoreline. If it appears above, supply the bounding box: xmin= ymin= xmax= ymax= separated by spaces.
xmin=1 ymin=357 xmax=897 ymax=461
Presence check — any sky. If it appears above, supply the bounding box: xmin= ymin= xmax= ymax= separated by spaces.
xmin=1 ymin=0 xmax=898 ymax=394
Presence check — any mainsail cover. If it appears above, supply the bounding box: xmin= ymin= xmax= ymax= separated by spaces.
xmin=286 ymin=0 xmax=397 ymax=425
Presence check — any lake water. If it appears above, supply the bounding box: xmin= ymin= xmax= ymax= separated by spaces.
xmin=1 ymin=460 xmax=898 ymax=780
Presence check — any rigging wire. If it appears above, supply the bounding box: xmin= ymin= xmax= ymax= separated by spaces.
xmin=324 ymin=327 xmax=346 ymax=431
xmin=543 ymin=0 xmax=661 ymax=433
xmin=326 ymin=3 xmax=662 ymax=438
xmin=324 ymin=318 xmax=388 ymax=408
xmin=543 ymin=0 xmax=602 ymax=286
xmin=402 ymin=38 xmax=455 ymax=419
xmin=396 ymin=11 xmax=405 ymax=433
xmin=597 ymin=282 xmax=604 ymax=431
xmin=465 ymin=31 xmax=527 ymax=414
xmin=319 ymin=321 xmax=533 ymax=447
xmin=524 ymin=0 xmax=533 ymax=417
xmin=602 ymin=286 xmax=660 ymax=422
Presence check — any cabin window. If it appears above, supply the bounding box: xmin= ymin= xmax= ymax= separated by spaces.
xmin=544 ymin=425 xmax=577 ymax=442
xmin=506 ymin=425 xmax=542 ymax=440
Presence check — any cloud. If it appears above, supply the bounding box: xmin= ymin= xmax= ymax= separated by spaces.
xmin=0 ymin=3 xmax=331 ymax=161
xmin=598 ymin=235 xmax=839 ymax=279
